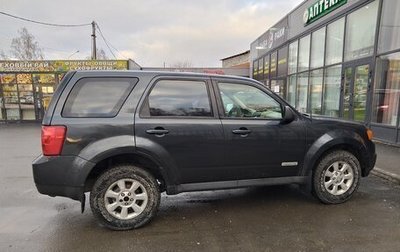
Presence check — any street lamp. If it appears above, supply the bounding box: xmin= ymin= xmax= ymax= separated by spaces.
xmin=67 ymin=50 xmax=80 ymax=59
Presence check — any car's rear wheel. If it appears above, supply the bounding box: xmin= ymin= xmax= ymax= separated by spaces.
xmin=90 ymin=165 xmax=160 ymax=230
xmin=313 ymin=150 xmax=361 ymax=204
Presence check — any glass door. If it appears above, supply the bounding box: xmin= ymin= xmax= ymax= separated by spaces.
xmin=341 ymin=62 xmax=371 ymax=122
xmin=16 ymin=74 xmax=36 ymax=120
xmin=33 ymin=73 xmax=56 ymax=119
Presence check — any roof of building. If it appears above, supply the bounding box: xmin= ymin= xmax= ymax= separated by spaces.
xmin=220 ymin=50 xmax=250 ymax=61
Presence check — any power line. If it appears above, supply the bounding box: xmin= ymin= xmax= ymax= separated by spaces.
xmin=96 ymin=23 xmax=129 ymax=59
xmin=95 ymin=24 xmax=117 ymax=59
xmin=0 ymin=11 xmax=91 ymax=27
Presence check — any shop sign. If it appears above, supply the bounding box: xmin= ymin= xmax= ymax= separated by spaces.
xmin=0 ymin=60 xmax=128 ymax=72
xmin=256 ymin=17 xmax=288 ymax=53
xmin=303 ymin=0 xmax=347 ymax=25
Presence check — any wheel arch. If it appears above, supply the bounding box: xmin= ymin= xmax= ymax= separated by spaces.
xmin=84 ymin=151 xmax=173 ymax=194
xmin=301 ymin=132 xmax=369 ymax=178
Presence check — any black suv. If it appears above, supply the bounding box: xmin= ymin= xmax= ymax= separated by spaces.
xmin=32 ymin=71 xmax=376 ymax=230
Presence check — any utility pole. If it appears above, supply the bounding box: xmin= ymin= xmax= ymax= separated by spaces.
xmin=91 ymin=21 xmax=97 ymax=60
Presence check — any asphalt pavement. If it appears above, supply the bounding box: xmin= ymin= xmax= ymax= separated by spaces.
xmin=0 ymin=124 xmax=399 ymax=251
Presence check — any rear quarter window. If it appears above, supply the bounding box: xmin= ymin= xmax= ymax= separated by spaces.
xmin=62 ymin=77 xmax=138 ymax=118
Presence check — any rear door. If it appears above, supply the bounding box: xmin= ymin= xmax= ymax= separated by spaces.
xmin=134 ymin=76 xmax=227 ymax=184
xmin=212 ymin=78 xmax=306 ymax=179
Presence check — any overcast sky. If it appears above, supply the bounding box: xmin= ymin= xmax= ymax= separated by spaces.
xmin=0 ymin=0 xmax=302 ymax=67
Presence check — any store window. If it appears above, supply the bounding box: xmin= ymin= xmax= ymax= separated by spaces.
xmin=287 ymin=75 xmax=297 ymax=106
xmin=323 ymin=65 xmax=341 ymax=117
xmin=288 ymin=41 xmax=298 ymax=74
xmin=0 ymin=74 xmax=20 ymax=120
xmin=298 ymin=35 xmax=310 ymax=72
xmin=296 ymin=72 xmax=309 ymax=113
xmin=264 ymin=55 xmax=270 ymax=82
xmin=270 ymin=51 xmax=277 ymax=78
xmin=344 ymin=1 xmax=379 ymax=61
xmin=311 ymin=27 xmax=326 ymax=69
xmin=33 ymin=74 xmax=56 ymax=113
xmin=258 ymin=57 xmax=264 ymax=80
xmin=253 ymin=61 xmax=258 ymax=79
xmin=310 ymin=69 xmax=323 ymax=115
xmin=277 ymin=47 xmax=288 ymax=77
xmin=378 ymin=0 xmax=400 ymax=54
xmin=326 ymin=18 xmax=345 ymax=66
xmin=17 ymin=74 xmax=35 ymax=120
xmin=372 ymin=52 xmax=400 ymax=126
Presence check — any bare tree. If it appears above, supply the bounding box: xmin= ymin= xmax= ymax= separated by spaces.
xmin=96 ymin=48 xmax=108 ymax=60
xmin=10 ymin=27 xmax=44 ymax=60
xmin=85 ymin=48 xmax=108 ymax=60
xmin=170 ymin=60 xmax=193 ymax=68
xmin=0 ymin=50 xmax=9 ymax=60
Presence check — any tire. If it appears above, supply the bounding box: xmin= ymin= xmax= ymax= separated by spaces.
xmin=90 ymin=164 xmax=160 ymax=230
xmin=313 ymin=150 xmax=361 ymax=204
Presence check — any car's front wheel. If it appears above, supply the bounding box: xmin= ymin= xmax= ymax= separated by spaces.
xmin=90 ymin=165 xmax=160 ymax=230
xmin=313 ymin=150 xmax=361 ymax=204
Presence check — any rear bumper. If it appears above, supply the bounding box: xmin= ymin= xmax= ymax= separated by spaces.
xmin=32 ymin=154 xmax=95 ymax=201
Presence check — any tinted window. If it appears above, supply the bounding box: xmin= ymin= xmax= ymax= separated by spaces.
xmin=62 ymin=77 xmax=137 ymax=118
xmin=148 ymin=80 xmax=212 ymax=117
xmin=218 ymin=82 xmax=282 ymax=119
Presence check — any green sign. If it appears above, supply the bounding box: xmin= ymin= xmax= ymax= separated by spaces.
xmin=303 ymin=0 xmax=347 ymax=25
xmin=0 ymin=60 xmax=128 ymax=72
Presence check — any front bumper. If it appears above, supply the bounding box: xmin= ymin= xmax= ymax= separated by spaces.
xmin=32 ymin=154 xmax=95 ymax=201
xmin=364 ymin=152 xmax=377 ymax=177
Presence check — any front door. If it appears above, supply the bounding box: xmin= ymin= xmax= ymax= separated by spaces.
xmin=213 ymin=78 xmax=306 ymax=180
xmin=342 ymin=61 xmax=372 ymax=122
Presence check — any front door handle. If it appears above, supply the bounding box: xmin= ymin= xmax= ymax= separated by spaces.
xmin=146 ymin=127 xmax=169 ymax=136
xmin=232 ymin=127 xmax=252 ymax=136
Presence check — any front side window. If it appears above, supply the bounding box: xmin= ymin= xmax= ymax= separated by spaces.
xmin=62 ymin=77 xmax=137 ymax=118
xmin=147 ymin=80 xmax=212 ymax=117
xmin=218 ymin=82 xmax=282 ymax=119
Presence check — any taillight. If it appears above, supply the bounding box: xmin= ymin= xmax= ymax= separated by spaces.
xmin=41 ymin=126 xmax=66 ymax=156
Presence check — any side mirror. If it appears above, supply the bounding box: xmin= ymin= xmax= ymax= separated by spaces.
xmin=281 ymin=106 xmax=295 ymax=124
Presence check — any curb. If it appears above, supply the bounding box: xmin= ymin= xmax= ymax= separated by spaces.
xmin=371 ymin=167 xmax=400 ymax=185
xmin=373 ymin=139 xmax=400 ymax=148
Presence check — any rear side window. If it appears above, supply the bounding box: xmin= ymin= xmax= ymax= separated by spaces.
xmin=62 ymin=77 xmax=137 ymax=118
xmin=143 ymin=80 xmax=212 ymax=117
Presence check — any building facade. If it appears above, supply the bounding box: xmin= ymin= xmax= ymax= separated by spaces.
xmin=221 ymin=50 xmax=250 ymax=68
xmin=0 ymin=60 xmax=133 ymax=122
xmin=250 ymin=0 xmax=400 ymax=144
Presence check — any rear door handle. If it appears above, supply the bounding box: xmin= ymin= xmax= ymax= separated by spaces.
xmin=146 ymin=128 xmax=169 ymax=136
xmin=232 ymin=128 xmax=252 ymax=135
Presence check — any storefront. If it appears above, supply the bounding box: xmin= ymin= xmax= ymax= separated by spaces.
xmin=250 ymin=0 xmax=400 ymax=144
xmin=0 ymin=60 xmax=129 ymax=122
